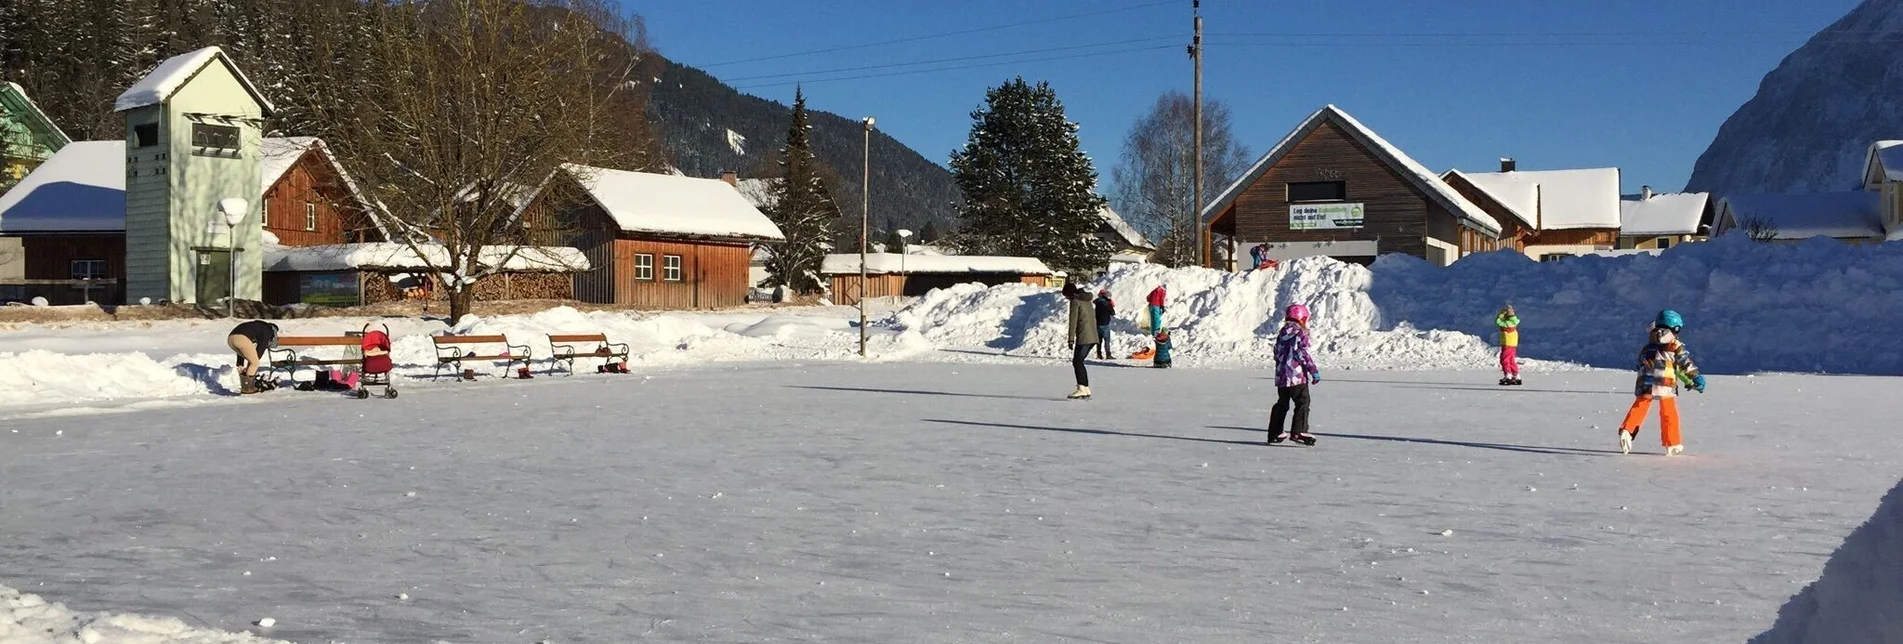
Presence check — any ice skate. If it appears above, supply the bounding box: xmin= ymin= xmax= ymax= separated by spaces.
xmin=1510 ymin=378 xmax=1523 ymax=386
xmin=1290 ymin=433 xmax=1317 ymax=446
xmin=1619 ymin=430 xmax=1634 ymax=454
xmin=1499 ymin=377 xmax=1511 ymax=386
xmin=1067 ymin=385 xmax=1091 ymax=400
xmin=1266 ymin=431 xmax=1287 ymax=445
xmin=1665 ymin=445 xmax=1684 ymax=456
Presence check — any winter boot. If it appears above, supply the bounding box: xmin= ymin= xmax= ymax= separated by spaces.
xmin=462 ymin=368 xmax=476 ymax=381
xmin=1067 ymin=385 xmax=1092 ymax=400
xmin=517 ymin=366 xmax=534 ymax=379
xmin=1290 ymin=433 xmax=1318 ymax=446
xmin=240 ymin=377 xmax=259 ymax=395
xmin=1619 ymin=430 xmax=1634 ymax=455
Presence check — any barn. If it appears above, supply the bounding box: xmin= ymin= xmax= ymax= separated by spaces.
xmin=1201 ymin=105 xmax=1504 ymax=268
xmin=821 ymin=254 xmax=1054 ymax=305
xmin=520 ymin=165 xmax=785 ymax=310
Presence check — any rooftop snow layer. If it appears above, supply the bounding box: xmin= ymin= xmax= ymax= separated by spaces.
xmin=1098 ymin=205 xmax=1153 ymax=250
xmin=1720 ymin=192 xmax=1884 ymax=240
xmin=1459 ymin=167 xmax=1623 ymax=230
xmin=1444 ymin=169 xmax=1537 ymax=228
xmin=263 ymin=242 xmax=588 ymax=273
xmin=1205 ymin=105 xmax=1500 ymax=236
xmin=259 ymin=136 xmax=317 ymax=194
xmin=1870 ymin=140 xmax=1903 ymax=183
xmin=562 ymin=165 xmax=785 ymax=241
xmin=113 ymin=46 xmax=275 ymax=114
xmin=0 ymin=141 xmax=126 ymax=233
xmin=821 ymin=253 xmax=1053 ymax=276
xmin=1619 ymin=192 xmax=1709 ymax=236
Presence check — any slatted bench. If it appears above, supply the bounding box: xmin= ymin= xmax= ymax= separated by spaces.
xmin=548 ymin=333 xmax=630 ymax=375
xmin=265 ymin=334 xmax=364 ymax=385
xmin=433 ymin=334 xmax=532 ymax=380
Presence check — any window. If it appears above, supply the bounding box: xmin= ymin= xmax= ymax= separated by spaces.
xmin=1539 ymin=253 xmax=1570 ymax=263
xmin=634 ymin=253 xmax=654 ymax=280
xmin=191 ymin=123 xmax=241 ymax=149
xmin=1287 ymin=181 xmax=1347 ymax=203
xmin=71 ymin=259 xmax=108 ymax=280
xmin=663 ymin=255 xmax=683 ymax=282
xmin=305 ymin=203 xmax=317 ymax=231
xmin=1655 ymin=237 xmax=1674 ymax=249
xmin=132 ymin=124 xmax=159 ymax=148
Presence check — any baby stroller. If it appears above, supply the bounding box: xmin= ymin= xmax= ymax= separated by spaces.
xmin=356 ymin=323 xmax=398 ymax=399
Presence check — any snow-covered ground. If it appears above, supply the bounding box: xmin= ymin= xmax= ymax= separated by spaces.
xmin=3 ymin=362 xmax=1899 ymax=643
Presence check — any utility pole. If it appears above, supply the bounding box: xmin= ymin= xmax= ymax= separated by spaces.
xmin=860 ymin=117 xmax=875 ymax=357
xmin=1190 ymin=0 xmax=1205 ymax=267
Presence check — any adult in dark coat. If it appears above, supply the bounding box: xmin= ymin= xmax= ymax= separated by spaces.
xmin=227 ymin=320 xmax=279 ymax=394
xmin=1065 ymin=283 xmax=1100 ymax=399
xmin=1092 ymin=289 xmax=1116 ymax=359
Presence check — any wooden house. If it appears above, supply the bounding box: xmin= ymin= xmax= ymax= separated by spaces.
xmin=259 ymin=137 xmax=379 ymax=246
xmin=0 ymin=82 xmax=70 ymax=196
xmin=520 ymin=164 xmax=785 ymax=309
xmin=1442 ymin=162 xmax=1623 ymax=261
xmin=821 ymin=253 xmax=1053 ymax=305
xmin=1617 ymin=188 xmax=1712 ymax=250
xmin=1861 ymin=141 xmax=1903 ymax=241
xmin=1201 ymin=105 xmax=1504 ymax=268
xmin=1712 ymin=192 xmax=1886 ymax=244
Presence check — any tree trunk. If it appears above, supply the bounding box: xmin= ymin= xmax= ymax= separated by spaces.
xmin=447 ymin=286 xmax=475 ymax=324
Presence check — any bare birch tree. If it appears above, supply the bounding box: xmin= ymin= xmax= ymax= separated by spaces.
xmin=309 ymin=0 xmax=659 ymax=322
xmin=1109 ymin=91 xmax=1251 ymax=267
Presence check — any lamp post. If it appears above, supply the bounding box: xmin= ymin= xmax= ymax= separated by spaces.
xmin=860 ymin=116 xmax=874 ymax=357
xmin=217 ymin=198 xmax=249 ymax=318
xmin=896 ymin=229 xmax=912 ymax=283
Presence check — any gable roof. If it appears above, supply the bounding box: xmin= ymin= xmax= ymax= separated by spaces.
xmin=0 ymin=141 xmax=127 ymax=233
xmin=1865 ymin=141 xmax=1903 ymax=185
xmin=1442 ymin=169 xmax=1536 ymax=229
xmin=1097 ymin=205 xmax=1153 ymax=251
xmin=1202 ymin=105 xmax=1501 ymax=236
xmin=1454 ymin=167 xmax=1623 ymax=230
xmin=1620 ymin=192 xmax=1709 ymax=236
xmin=0 ymin=82 xmax=71 ymax=154
xmin=114 ymin=46 xmax=276 ymax=115
xmin=1717 ymin=192 xmax=1883 ymax=240
xmin=558 ymin=165 xmax=785 ymax=242
xmin=259 ymin=137 xmax=379 ymax=221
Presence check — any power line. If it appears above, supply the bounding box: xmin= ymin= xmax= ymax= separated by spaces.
xmin=720 ymin=36 xmax=1179 ymax=83
xmin=1207 ymin=29 xmax=1903 ymax=38
xmin=701 ymin=0 xmax=1176 ymax=68
xmin=731 ymin=43 xmax=1178 ymax=91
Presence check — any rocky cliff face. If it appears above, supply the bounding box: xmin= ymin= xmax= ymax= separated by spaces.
xmin=1685 ymin=0 xmax=1903 ymax=195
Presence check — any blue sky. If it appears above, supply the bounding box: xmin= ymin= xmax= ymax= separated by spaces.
xmin=635 ymin=0 xmax=1861 ymax=193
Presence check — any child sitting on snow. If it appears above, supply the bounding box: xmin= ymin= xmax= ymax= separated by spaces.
xmin=1268 ymin=304 xmax=1320 ymax=446
xmin=1618 ymin=309 xmax=1706 ymax=456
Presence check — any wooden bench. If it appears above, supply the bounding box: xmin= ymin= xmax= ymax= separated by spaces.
xmin=433 ymin=334 xmax=531 ymax=380
xmin=265 ymin=334 xmax=364 ymax=384
xmin=548 ymin=333 xmax=630 ymax=375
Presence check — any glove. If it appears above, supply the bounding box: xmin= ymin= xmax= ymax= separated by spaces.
xmin=1692 ymin=375 xmax=1706 ymax=393
xmin=1309 ymin=373 xmax=1321 ymax=384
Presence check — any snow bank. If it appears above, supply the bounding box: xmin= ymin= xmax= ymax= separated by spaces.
xmin=891 ymin=257 xmax=1535 ymax=370
xmin=0 ymin=351 xmax=225 ymax=405
xmin=1 ymin=583 xmax=283 ymax=644
xmin=1371 ymin=234 xmax=1903 ymax=374
xmin=1749 ymin=477 xmax=1903 ymax=643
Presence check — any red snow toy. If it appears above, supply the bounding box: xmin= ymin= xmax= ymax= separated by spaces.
xmin=356 ymin=324 xmax=398 ymax=399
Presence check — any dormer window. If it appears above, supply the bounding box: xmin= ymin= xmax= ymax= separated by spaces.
xmin=192 ymin=123 xmax=241 ymax=150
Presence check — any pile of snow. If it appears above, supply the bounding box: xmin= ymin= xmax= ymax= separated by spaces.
xmin=890 ymin=257 xmax=1534 ymax=371
xmin=2 ymin=583 xmax=284 ymax=644
xmin=1749 ymin=477 xmax=1903 ymax=643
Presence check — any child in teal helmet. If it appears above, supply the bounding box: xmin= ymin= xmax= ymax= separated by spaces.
xmin=1617 ymin=309 xmax=1706 ymax=456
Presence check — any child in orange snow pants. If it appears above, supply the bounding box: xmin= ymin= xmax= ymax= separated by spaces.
xmin=1619 ymin=310 xmax=1705 ymax=455
xmin=1621 ymin=395 xmax=1682 ymax=448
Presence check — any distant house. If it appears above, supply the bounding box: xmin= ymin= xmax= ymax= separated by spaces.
xmin=0 ymin=82 xmax=70 ymax=195
xmin=519 ymin=164 xmax=785 ymax=309
xmin=1202 ymin=105 xmax=1504 ymax=268
xmin=1861 ymin=141 xmax=1903 ymax=241
xmin=1617 ymin=188 xmax=1712 ymax=250
xmin=262 ymin=242 xmax=587 ymax=307
xmin=1096 ymin=205 xmax=1153 ymax=263
xmin=821 ymin=253 xmax=1053 ymax=305
xmin=1712 ymin=192 xmax=1886 ymax=244
xmin=1442 ymin=161 xmax=1623 ymax=261
xmin=0 ymin=137 xmax=378 ymax=304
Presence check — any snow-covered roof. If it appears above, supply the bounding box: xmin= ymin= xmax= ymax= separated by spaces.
xmin=1098 ymin=205 xmax=1153 ymax=251
xmin=1718 ymin=192 xmax=1884 ymax=240
xmin=114 ymin=46 xmax=275 ymax=114
xmin=1204 ymin=105 xmax=1501 ymax=236
xmin=259 ymin=137 xmax=317 ymax=193
xmin=558 ymin=165 xmax=785 ymax=241
xmin=1865 ymin=141 xmax=1903 ymax=184
xmin=0 ymin=141 xmax=126 ymax=233
xmin=1442 ymin=169 xmax=1536 ymax=229
xmin=263 ymin=242 xmax=588 ymax=273
xmin=1 ymin=82 xmax=71 ymax=151
xmin=820 ymin=253 xmax=1053 ymax=276
xmin=1619 ymin=192 xmax=1709 ymax=236
xmin=1456 ymin=167 xmax=1622 ymax=230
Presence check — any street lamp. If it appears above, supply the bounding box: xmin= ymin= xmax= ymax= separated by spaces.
xmin=896 ymin=228 xmax=912 ymax=284
xmin=860 ymin=116 xmax=874 ymax=357
xmin=217 ymin=198 xmax=249 ymax=318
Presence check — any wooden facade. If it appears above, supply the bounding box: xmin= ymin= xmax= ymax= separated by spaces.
xmin=264 ymin=270 xmax=572 ymax=307
xmin=11 ymin=233 xmax=125 ymax=304
xmin=545 ymin=185 xmax=758 ymax=310
xmin=1206 ymin=108 xmax=1502 ymax=268
xmin=828 ymin=273 xmax=1048 ymax=306
xmin=262 ymin=150 xmax=376 ymax=246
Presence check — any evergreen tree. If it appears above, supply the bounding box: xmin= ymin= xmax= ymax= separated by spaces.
xmin=949 ymin=77 xmax=1110 ymax=274
xmin=761 ymin=88 xmax=840 ymax=293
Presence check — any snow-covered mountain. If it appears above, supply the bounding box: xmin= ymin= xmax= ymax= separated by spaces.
xmin=1685 ymin=0 xmax=1903 ymax=195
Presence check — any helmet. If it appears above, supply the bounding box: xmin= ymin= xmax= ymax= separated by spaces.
xmin=1656 ymin=309 xmax=1684 ymax=330
xmin=1286 ymin=304 xmax=1311 ymax=323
